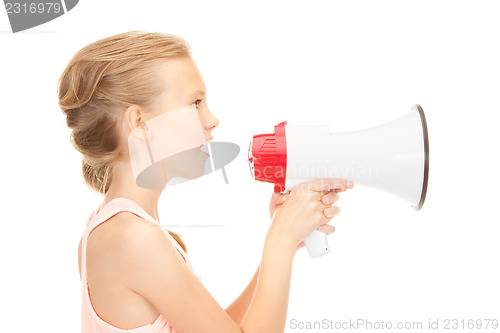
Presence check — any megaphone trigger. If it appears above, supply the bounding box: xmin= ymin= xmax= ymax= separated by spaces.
xmin=303 ymin=230 xmax=331 ymax=258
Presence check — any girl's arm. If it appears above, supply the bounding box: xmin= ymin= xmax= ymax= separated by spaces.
xmin=225 ymin=191 xmax=294 ymax=325
xmin=239 ymin=232 xmax=296 ymax=333
xmin=224 ymin=264 xmax=260 ymax=326
xmin=116 ymin=214 xmax=296 ymax=333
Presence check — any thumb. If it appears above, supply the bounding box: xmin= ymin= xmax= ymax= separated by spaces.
xmin=276 ymin=192 xmax=288 ymax=204
xmin=271 ymin=192 xmax=281 ymax=203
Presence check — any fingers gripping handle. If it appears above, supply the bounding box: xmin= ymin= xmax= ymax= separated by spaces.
xmin=304 ymin=229 xmax=330 ymax=258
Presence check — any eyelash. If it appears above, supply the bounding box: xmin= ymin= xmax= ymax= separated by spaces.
xmin=193 ymin=99 xmax=202 ymax=108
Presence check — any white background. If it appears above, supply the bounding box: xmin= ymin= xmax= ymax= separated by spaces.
xmin=1 ymin=1 xmax=499 ymax=331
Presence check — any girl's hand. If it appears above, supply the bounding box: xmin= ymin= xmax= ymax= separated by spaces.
xmin=268 ymin=192 xmax=288 ymax=220
xmin=267 ymin=179 xmax=351 ymax=252
xmin=268 ymin=186 xmax=349 ymax=219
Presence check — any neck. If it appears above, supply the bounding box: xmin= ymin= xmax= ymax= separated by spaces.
xmin=103 ymin=159 xmax=164 ymax=223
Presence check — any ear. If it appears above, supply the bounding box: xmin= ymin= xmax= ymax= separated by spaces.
xmin=126 ymin=105 xmax=152 ymax=141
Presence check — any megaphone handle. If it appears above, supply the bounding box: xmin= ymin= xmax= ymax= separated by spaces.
xmin=303 ymin=229 xmax=330 ymax=258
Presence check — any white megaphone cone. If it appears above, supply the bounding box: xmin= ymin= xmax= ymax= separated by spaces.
xmin=248 ymin=104 xmax=429 ymax=258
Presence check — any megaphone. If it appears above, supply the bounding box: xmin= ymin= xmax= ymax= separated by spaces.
xmin=248 ymin=104 xmax=429 ymax=258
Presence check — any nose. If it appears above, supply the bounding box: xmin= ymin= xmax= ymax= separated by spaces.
xmin=203 ymin=108 xmax=219 ymax=134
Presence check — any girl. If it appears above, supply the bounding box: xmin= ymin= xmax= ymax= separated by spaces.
xmin=58 ymin=30 xmax=352 ymax=333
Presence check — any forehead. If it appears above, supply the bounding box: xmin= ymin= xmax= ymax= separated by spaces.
xmin=157 ymin=56 xmax=205 ymax=99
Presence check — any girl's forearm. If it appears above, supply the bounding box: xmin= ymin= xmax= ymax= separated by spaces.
xmin=240 ymin=233 xmax=296 ymax=333
xmin=225 ymin=264 xmax=260 ymax=325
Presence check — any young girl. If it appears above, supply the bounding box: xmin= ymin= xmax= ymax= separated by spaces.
xmin=58 ymin=31 xmax=352 ymax=333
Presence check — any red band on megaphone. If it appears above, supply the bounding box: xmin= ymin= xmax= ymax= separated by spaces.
xmin=250 ymin=121 xmax=287 ymax=192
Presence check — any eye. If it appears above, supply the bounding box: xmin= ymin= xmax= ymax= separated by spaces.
xmin=192 ymin=99 xmax=202 ymax=108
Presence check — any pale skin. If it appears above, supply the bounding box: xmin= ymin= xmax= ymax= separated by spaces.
xmin=78 ymin=55 xmax=353 ymax=332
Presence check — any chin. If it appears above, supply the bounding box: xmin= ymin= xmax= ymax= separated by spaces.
xmin=175 ymin=151 xmax=210 ymax=180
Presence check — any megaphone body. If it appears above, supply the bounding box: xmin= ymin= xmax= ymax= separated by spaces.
xmin=248 ymin=104 xmax=429 ymax=258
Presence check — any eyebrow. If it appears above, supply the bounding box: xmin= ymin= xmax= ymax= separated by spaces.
xmin=188 ymin=89 xmax=206 ymax=99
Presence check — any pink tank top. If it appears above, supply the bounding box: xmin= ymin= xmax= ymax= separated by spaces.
xmin=81 ymin=197 xmax=194 ymax=333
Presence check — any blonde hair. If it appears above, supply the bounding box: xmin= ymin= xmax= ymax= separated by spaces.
xmin=58 ymin=30 xmax=190 ymax=252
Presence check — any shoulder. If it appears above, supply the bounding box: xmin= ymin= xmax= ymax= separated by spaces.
xmin=88 ymin=211 xmax=171 ymax=250
xmin=96 ymin=213 xmax=192 ymax=295
xmin=86 ymin=212 xmax=180 ymax=276
xmin=111 ymin=213 xmax=178 ymax=260
xmin=87 ymin=211 xmax=160 ymax=243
